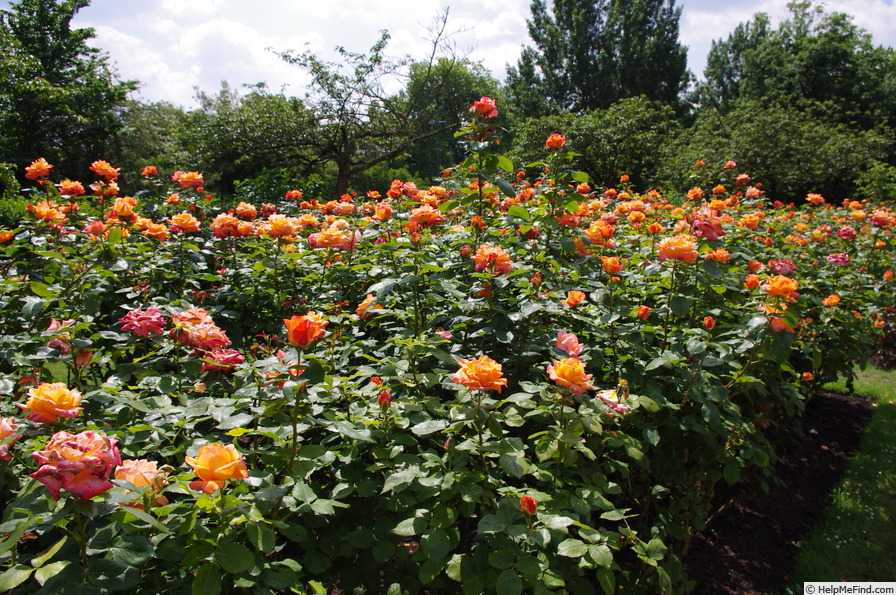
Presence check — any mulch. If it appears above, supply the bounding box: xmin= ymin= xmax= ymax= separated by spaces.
xmin=684 ymin=390 xmax=875 ymax=594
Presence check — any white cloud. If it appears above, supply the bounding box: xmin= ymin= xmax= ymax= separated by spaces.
xmin=15 ymin=0 xmax=885 ymax=107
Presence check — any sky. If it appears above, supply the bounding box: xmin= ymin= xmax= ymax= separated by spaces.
xmin=4 ymin=0 xmax=896 ymax=108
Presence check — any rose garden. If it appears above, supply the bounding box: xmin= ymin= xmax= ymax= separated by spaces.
xmin=0 ymin=95 xmax=893 ymax=593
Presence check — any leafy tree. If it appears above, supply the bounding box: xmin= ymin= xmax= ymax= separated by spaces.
xmin=175 ymin=83 xmax=318 ymax=195
xmin=0 ymin=0 xmax=137 ymax=178
xmin=113 ymin=100 xmax=189 ymax=178
xmin=506 ymin=0 xmax=690 ymax=117
xmin=659 ymin=100 xmax=891 ymax=200
xmin=401 ymin=58 xmax=504 ymax=180
xmin=509 ymin=96 xmax=680 ymax=188
xmin=692 ymin=1 xmax=896 ymax=128
xmin=275 ymin=14 xmax=468 ymax=196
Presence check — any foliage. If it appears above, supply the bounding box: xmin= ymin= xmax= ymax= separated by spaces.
xmin=402 ymin=59 xmax=504 ymax=181
xmin=175 ymin=83 xmax=318 ymax=196
xmin=111 ymin=101 xmax=190 ymax=182
xmin=509 ymin=97 xmax=680 ymax=189
xmin=0 ymin=101 xmax=894 ymax=593
xmin=0 ymin=0 xmax=137 ymax=179
xmin=692 ymin=0 xmax=896 ymax=130
xmin=659 ymin=100 xmax=892 ymax=200
xmin=506 ymin=0 xmax=690 ymax=117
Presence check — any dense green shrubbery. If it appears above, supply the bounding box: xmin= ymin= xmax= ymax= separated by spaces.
xmin=0 ymin=112 xmax=893 ymax=593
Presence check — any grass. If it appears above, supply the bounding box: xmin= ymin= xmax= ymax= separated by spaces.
xmin=787 ymin=364 xmax=896 ymax=584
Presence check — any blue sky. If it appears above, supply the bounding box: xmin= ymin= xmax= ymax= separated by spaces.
xmin=3 ymin=0 xmax=895 ymax=107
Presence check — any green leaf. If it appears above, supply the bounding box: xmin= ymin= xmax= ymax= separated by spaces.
xmin=382 ymin=469 xmax=418 ymax=493
xmin=496 ymin=155 xmax=514 ymax=172
xmin=495 ymin=569 xmax=523 ymax=595
xmin=122 ymin=504 xmax=171 ymax=533
xmin=495 ymin=176 xmax=516 ymax=198
xmin=30 ymin=281 xmax=54 ymax=298
xmin=34 ymin=561 xmax=70 ymax=586
xmin=670 ymin=295 xmax=692 ymax=317
xmin=31 ymin=536 xmax=67 ymax=568
xmin=477 ymin=514 xmax=507 ymax=534
xmin=0 ymin=564 xmax=34 ymax=592
xmin=330 ymin=421 xmax=374 ymax=442
xmin=419 ymin=558 xmax=445 ymax=585
xmin=507 ymin=205 xmax=531 ymax=221
xmin=556 ymin=538 xmax=588 ymax=558
xmin=498 ymin=453 xmax=526 ymax=478
xmin=723 ymin=463 xmax=740 ymax=485
xmin=87 ymin=558 xmax=139 ymax=591
xmin=192 ymin=563 xmax=222 ymax=595
xmin=596 ymin=567 xmax=616 ymax=595
xmin=410 ymin=419 xmax=448 ymax=436
xmin=214 ymin=542 xmax=255 ymax=574
xmin=421 ymin=528 xmax=452 ymax=561
xmin=543 ymin=515 xmax=576 ymax=529
xmin=108 ymin=535 xmax=153 ymax=567
xmin=246 ymin=522 xmax=276 ymax=554
xmin=488 ymin=549 xmax=515 ymax=570
xmin=588 ymin=544 xmax=613 ymax=569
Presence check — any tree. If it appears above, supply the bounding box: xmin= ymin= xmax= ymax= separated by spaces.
xmin=175 ymin=83 xmax=318 ymax=195
xmin=506 ymin=0 xmax=690 ymax=117
xmin=401 ymin=58 xmax=503 ymax=180
xmin=0 ymin=0 xmax=137 ymax=178
xmin=692 ymin=1 xmax=896 ymax=128
xmin=508 ymin=96 xmax=680 ymax=188
xmin=275 ymin=13 xmax=469 ymax=196
xmin=659 ymin=100 xmax=891 ymax=200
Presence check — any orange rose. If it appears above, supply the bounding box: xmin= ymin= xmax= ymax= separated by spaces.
xmin=656 ymin=234 xmax=698 ymax=264
xmin=185 ymin=443 xmax=249 ymax=494
xmin=555 ymin=331 xmax=584 ymax=358
xmin=168 ymin=212 xmax=201 ymax=233
xmin=763 ymin=275 xmax=799 ymax=301
xmin=284 ymin=312 xmax=328 ymax=348
xmin=562 ymin=290 xmax=586 ymax=308
xmin=18 ymin=382 xmax=83 ymax=423
xmin=822 ymin=294 xmax=840 ymax=306
xmin=59 ymin=179 xmax=85 ymax=196
xmin=0 ymin=417 xmax=20 ymax=461
xmin=744 ymin=274 xmax=760 ymax=290
xmin=547 ymin=357 xmax=594 ymax=395
xmin=520 ymin=496 xmax=537 ymax=515
xmin=768 ymin=317 xmax=796 ymax=333
xmin=704 ymin=248 xmax=730 ymax=263
xmin=472 ymin=244 xmax=514 ymax=275
xmin=601 ymin=256 xmax=624 ymax=274
xmin=452 ymin=355 xmax=508 ymax=393
xmin=637 ymin=305 xmax=651 ymax=320
xmin=89 ymin=160 xmax=121 ymax=181
xmin=545 ymin=133 xmax=566 ymax=149
xmin=356 ymin=294 xmax=383 ymax=318
xmin=25 ymin=158 xmax=53 ymax=180
xmin=172 ymin=170 xmax=204 ymax=188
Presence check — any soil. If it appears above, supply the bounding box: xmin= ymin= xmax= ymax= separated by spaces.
xmin=684 ymin=390 xmax=875 ymax=594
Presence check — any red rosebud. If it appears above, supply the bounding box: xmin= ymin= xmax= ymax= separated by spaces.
xmin=520 ymin=496 xmax=537 ymax=516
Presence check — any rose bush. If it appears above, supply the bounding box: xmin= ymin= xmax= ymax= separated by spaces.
xmin=0 ymin=104 xmax=893 ymax=593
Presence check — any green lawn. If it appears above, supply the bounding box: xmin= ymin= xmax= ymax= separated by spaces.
xmin=788 ymin=365 xmax=896 ymax=583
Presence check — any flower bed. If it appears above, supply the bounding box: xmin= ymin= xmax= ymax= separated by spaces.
xmin=0 ymin=104 xmax=893 ymax=593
